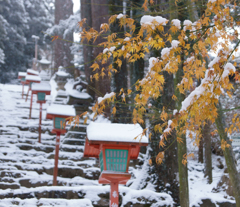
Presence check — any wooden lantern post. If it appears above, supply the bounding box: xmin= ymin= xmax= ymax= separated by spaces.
xmin=25 ymin=74 xmax=41 ymax=119
xmin=31 ymin=83 xmax=51 ymax=143
xmin=46 ymin=105 xmax=76 ymax=186
xmin=83 ymin=123 xmax=148 ymax=207
xmin=18 ymin=72 xmax=27 ymax=99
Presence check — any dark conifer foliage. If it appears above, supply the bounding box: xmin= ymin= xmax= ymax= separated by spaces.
xmin=0 ymin=0 xmax=53 ymax=83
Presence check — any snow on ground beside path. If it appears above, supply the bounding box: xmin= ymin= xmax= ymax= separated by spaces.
xmin=187 ymin=134 xmax=236 ymax=206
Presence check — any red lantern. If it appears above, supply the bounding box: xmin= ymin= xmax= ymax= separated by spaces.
xmin=25 ymin=75 xmax=41 ymax=119
xmin=31 ymin=83 xmax=51 ymax=143
xmin=46 ymin=104 xmax=76 ymax=186
xmin=84 ymin=122 xmax=148 ymax=207
xmin=18 ymin=72 xmax=27 ymax=99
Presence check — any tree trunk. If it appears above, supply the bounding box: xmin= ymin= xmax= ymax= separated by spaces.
xmin=128 ymin=0 xmax=145 ymax=90
xmin=162 ymin=72 xmax=179 ymax=205
xmin=109 ymin=0 xmax=130 ymax=123
xmin=54 ymin=0 xmax=74 ymax=75
xmin=215 ymin=102 xmax=240 ymax=206
xmin=81 ymin=0 xmax=95 ymax=98
xmin=91 ymin=0 xmax=111 ymax=116
xmin=203 ymin=120 xmax=212 ymax=183
xmin=172 ymin=0 xmax=189 ymax=205
xmin=198 ymin=138 xmax=203 ymax=163
xmin=174 ymin=53 xmax=189 ymax=207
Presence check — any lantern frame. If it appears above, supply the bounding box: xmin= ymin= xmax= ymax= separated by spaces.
xmin=31 ymin=82 xmax=51 ymax=103
xmin=83 ymin=123 xmax=148 ymax=207
xmin=18 ymin=72 xmax=27 ymax=84
xmin=46 ymin=104 xmax=76 ymax=186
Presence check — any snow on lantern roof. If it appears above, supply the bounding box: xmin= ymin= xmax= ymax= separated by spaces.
xmin=69 ymin=89 xmax=92 ymax=100
xmin=56 ymin=70 xmax=70 ymax=77
xmin=18 ymin=72 xmax=27 ymax=77
xmin=46 ymin=104 xmax=76 ymax=117
xmin=32 ymin=82 xmax=51 ymax=92
xmin=87 ymin=122 xmax=148 ymax=144
xmin=25 ymin=75 xmax=41 ymax=82
xmin=38 ymin=58 xmax=51 ymax=65
xmin=27 ymin=69 xmax=39 ymax=76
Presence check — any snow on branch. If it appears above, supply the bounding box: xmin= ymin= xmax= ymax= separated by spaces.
xmin=180 ymin=57 xmax=236 ymax=112
xmin=98 ymin=92 xmax=116 ymax=104
xmin=140 ymin=15 xmax=168 ymax=26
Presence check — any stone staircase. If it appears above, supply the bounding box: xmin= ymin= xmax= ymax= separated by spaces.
xmin=0 ymin=85 xmax=102 ymax=206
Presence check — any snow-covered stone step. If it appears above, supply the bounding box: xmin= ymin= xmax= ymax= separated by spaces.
xmin=16 ymin=143 xmax=55 ymax=153
xmin=0 ymin=198 xmax=94 ymax=207
xmin=62 ymin=138 xmax=85 ymax=145
xmin=0 ymin=185 xmax=174 ymax=206
xmin=64 ymin=131 xmax=86 ymax=138
xmin=60 ymin=144 xmax=84 ymax=153
xmin=0 ymin=182 xmax=20 ymax=190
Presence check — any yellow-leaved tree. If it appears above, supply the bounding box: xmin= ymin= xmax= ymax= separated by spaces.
xmin=73 ymin=0 xmax=240 ymax=206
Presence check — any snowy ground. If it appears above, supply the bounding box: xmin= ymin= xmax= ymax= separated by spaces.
xmin=0 ymin=81 xmax=237 ymax=206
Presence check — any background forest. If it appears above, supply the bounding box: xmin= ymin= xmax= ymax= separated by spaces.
xmin=0 ymin=0 xmax=240 ymax=207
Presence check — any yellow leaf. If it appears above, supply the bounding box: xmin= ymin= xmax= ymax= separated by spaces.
xmin=149 ymin=132 xmax=152 ymax=140
xmin=177 ymin=137 xmax=183 ymax=143
xmin=172 ymin=94 xmax=177 ymax=100
xmin=112 ymin=107 xmax=116 ymax=115
xmin=90 ymin=63 xmax=99 ymax=71
xmin=156 ymin=152 xmax=164 ymax=164
xmin=84 ymin=117 xmax=88 ymax=125
xmin=149 ymin=159 xmax=152 ymax=165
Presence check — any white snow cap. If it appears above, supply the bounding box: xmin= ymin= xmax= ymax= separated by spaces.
xmin=56 ymin=70 xmax=70 ymax=77
xmin=87 ymin=122 xmax=148 ymax=143
xmin=38 ymin=58 xmax=50 ymax=65
xmin=171 ymin=19 xmax=181 ymax=29
xmin=171 ymin=40 xmax=180 ymax=48
xmin=148 ymin=57 xmax=159 ymax=72
xmin=68 ymin=89 xmax=92 ymax=99
xmin=103 ymin=48 xmax=109 ymax=54
xmin=173 ymin=109 xmax=178 ymax=115
xmin=26 ymin=75 xmax=41 ymax=82
xmin=103 ymin=46 xmax=116 ymax=54
xmin=117 ymin=13 xmax=124 ymax=19
xmin=31 ymin=82 xmax=51 ymax=91
xmin=27 ymin=69 xmax=39 ymax=76
xmin=46 ymin=104 xmax=76 ymax=117
xmin=140 ymin=15 xmax=168 ymax=26
xmin=98 ymin=92 xmax=115 ymax=104
xmin=18 ymin=72 xmax=27 ymax=77
xmin=161 ymin=48 xmax=171 ymax=59
xmin=109 ymin=46 xmax=116 ymax=52
xmin=183 ymin=20 xmax=192 ymax=27
xmin=222 ymin=63 xmax=236 ymax=79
